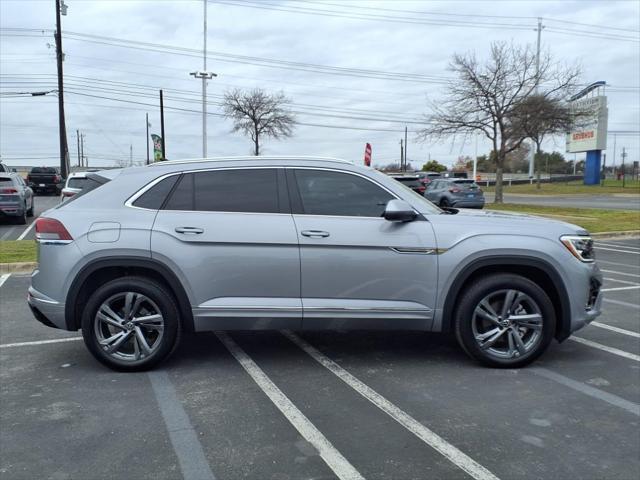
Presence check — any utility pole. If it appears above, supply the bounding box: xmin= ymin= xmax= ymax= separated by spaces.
xmin=145 ymin=113 xmax=150 ymax=165
xmin=528 ymin=17 xmax=544 ymax=179
xmin=404 ymin=126 xmax=408 ymax=172
xmin=55 ymin=0 xmax=69 ymax=179
xmin=612 ymin=133 xmax=617 ymax=176
xmin=473 ymin=131 xmax=478 ymax=180
xmin=160 ymin=89 xmax=166 ymax=160
xmin=76 ymin=129 xmax=80 ymax=167
xmin=190 ymin=0 xmax=217 ymax=158
xmin=130 ymin=144 xmax=133 ymax=166
xmin=621 ymin=147 xmax=627 ymax=188
xmin=399 ymin=139 xmax=404 ymax=171
xmin=601 ymin=153 xmax=606 ymax=186
xmin=80 ymin=133 xmax=85 ymax=167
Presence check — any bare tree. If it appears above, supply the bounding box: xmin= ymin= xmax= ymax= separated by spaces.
xmin=509 ymin=94 xmax=577 ymax=188
xmin=222 ymin=88 xmax=296 ymax=155
xmin=418 ymin=42 xmax=580 ymax=203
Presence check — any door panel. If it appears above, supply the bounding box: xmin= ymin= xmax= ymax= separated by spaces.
xmin=289 ymin=168 xmax=438 ymax=330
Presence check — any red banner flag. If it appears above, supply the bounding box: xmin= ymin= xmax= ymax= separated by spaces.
xmin=364 ymin=143 xmax=372 ymax=166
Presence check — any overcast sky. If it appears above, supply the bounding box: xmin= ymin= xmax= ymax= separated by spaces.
xmin=1 ymin=0 xmax=638 ymax=170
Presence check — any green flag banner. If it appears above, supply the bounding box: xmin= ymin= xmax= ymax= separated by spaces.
xmin=151 ymin=134 xmax=163 ymax=162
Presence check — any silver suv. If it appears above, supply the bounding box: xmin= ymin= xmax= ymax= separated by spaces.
xmin=28 ymin=157 xmax=603 ymax=371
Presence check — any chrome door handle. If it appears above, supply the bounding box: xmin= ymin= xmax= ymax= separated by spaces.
xmin=175 ymin=227 xmax=204 ymax=234
xmin=301 ymin=230 xmax=330 ymax=238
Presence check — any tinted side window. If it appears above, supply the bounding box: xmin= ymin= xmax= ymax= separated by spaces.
xmin=133 ymin=175 xmax=180 ymax=210
xmin=294 ymin=169 xmax=393 ymax=217
xmin=164 ymin=169 xmax=279 ymax=213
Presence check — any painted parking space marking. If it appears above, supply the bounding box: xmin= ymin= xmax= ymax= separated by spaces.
xmin=283 ymin=330 xmax=500 ymax=480
xmin=591 ymin=322 xmax=640 ymax=338
xmin=603 ymin=298 xmax=640 ymax=309
xmin=216 ymin=331 xmax=364 ymax=480
xmin=0 ymin=227 xmax=16 ymax=241
xmin=604 ymin=277 xmax=640 ymax=286
xmin=0 ymin=273 xmax=10 ymax=289
xmin=602 ymin=285 xmax=640 ymax=292
xmin=16 ymin=220 xmax=36 ymax=240
xmin=0 ymin=337 xmax=81 ymax=349
xmin=597 ymin=259 xmax=640 ymax=269
xmin=595 ymin=246 xmax=640 ymax=255
xmin=597 ymin=242 xmax=640 ymax=251
xmin=569 ymin=336 xmax=640 ymax=362
xmin=601 ymin=269 xmax=640 ymax=278
xmin=148 ymin=370 xmax=216 ymax=480
xmin=531 ymin=368 xmax=640 ymax=417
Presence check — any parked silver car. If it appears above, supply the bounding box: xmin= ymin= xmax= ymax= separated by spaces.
xmin=0 ymin=172 xmax=34 ymax=224
xmin=28 ymin=157 xmax=602 ymax=371
xmin=425 ymin=178 xmax=485 ymax=209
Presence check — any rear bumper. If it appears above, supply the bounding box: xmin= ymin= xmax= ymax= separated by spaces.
xmin=27 ymin=286 xmax=67 ymax=330
xmin=452 ymin=199 xmax=485 ymax=208
xmin=0 ymin=204 xmax=24 ymax=217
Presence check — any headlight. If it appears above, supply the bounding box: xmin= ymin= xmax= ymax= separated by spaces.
xmin=561 ymin=235 xmax=595 ymax=262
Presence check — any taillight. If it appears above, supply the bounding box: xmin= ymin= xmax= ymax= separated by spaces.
xmin=418 ymin=186 xmax=426 ymax=192
xmin=35 ymin=217 xmax=73 ymax=243
xmin=449 ymin=188 xmax=461 ymax=193
xmin=62 ymin=190 xmax=75 ymax=197
xmin=0 ymin=188 xmax=18 ymax=194
xmin=54 ymin=175 xmax=62 ymax=183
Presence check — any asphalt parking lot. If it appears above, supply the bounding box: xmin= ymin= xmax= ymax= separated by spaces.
xmin=1 ymin=239 xmax=639 ymax=480
xmin=0 ymin=194 xmax=60 ymax=241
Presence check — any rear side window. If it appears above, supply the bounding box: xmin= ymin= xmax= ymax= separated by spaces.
xmin=0 ymin=176 xmax=13 ymax=186
xmin=68 ymin=177 xmax=89 ymax=189
xmin=132 ymin=175 xmax=180 ymax=210
xmin=164 ymin=169 xmax=279 ymax=213
xmin=294 ymin=169 xmax=393 ymax=217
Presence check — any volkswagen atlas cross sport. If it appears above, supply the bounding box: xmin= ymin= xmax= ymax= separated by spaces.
xmin=28 ymin=157 xmax=603 ymax=371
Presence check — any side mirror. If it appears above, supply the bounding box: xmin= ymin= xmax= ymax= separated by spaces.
xmin=383 ymin=199 xmax=417 ymax=222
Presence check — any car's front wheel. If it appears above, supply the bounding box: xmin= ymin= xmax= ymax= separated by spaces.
xmin=455 ymin=273 xmax=555 ymax=368
xmin=81 ymin=277 xmax=181 ymax=371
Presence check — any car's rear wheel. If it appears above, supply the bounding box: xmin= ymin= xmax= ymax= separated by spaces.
xmin=454 ymin=273 xmax=555 ymax=368
xmin=439 ymin=198 xmax=450 ymax=208
xmin=27 ymin=198 xmax=34 ymax=217
xmin=81 ymin=277 xmax=181 ymax=371
xmin=16 ymin=205 xmax=27 ymax=225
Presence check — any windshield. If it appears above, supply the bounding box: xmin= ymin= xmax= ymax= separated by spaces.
xmin=0 ymin=177 xmax=13 ymax=186
xmin=68 ymin=177 xmax=89 ymax=189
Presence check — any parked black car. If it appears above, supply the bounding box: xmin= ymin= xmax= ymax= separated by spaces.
xmin=415 ymin=171 xmax=442 ymax=186
xmin=391 ymin=175 xmax=426 ymax=195
xmin=27 ymin=167 xmax=64 ymax=195
xmin=425 ymin=178 xmax=485 ymax=209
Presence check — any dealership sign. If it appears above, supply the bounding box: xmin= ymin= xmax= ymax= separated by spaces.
xmin=566 ymin=84 xmax=608 ymax=153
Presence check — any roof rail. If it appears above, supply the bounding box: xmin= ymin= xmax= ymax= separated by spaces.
xmin=148 ymin=156 xmax=354 ymax=166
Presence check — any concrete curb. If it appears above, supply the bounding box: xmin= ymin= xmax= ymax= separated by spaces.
xmin=0 ymin=262 xmax=37 ymax=275
xmin=591 ymin=231 xmax=640 ymax=240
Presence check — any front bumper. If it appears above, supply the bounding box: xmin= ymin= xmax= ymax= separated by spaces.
xmin=27 ymin=286 xmax=67 ymax=330
xmin=565 ymin=265 xmax=603 ymax=338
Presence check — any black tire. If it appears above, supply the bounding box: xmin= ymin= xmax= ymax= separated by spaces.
xmin=439 ymin=198 xmax=450 ymax=208
xmin=27 ymin=198 xmax=34 ymax=217
xmin=454 ymin=273 xmax=555 ymax=368
xmin=16 ymin=206 xmax=27 ymax=225
xmin=81 ymin=276 xmax=181 ymax=371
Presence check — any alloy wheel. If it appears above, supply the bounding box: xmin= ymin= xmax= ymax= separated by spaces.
xmin=471 ymin=289 xmax=543 ymax=360
xmin=94 ymin=292 xmax=165 ymax=362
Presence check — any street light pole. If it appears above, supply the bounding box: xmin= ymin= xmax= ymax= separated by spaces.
xmin=145 ymin=113 xmax=150 ymax=165
xmin=55 ymin=0 xmax=69 ymax=178
xmin=190 ymin=0 xmax=217 ymax=158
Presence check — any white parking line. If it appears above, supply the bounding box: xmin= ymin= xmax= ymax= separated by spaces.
xmin=597 ymin=242 xmax=640 ymax=251
xmin=602 ymin=285 xmax=640 ymax=292
xmin=0 ymin=337 xmax=81 ymax=349
xmin=216 ymin=331 xmax=364 ymax=480
xmin=597 ymin=259 xmax=640 ymax=269
xmin=604 ymin=277 xmax=640 ymax=286
xmin=17 ymin=220 xmax=36 ymax=241
xmin=531 ymin=368 xmax=640 ymax=417
xmin=595 ymin=246 xmax=640 ymax=255
xmin=601 ymin=269 xmax=640 ymax=278
xmin=603 ymin=298 xmax=640 ymax=309
xmin=0 ymin=273 xmax=10 ymax=289
xmin=148 ymin=370 xmax=216 ymax=480
xmin=591 ymin=322 xmax=640 ymax=338
xmin=0 ymin=227 xmax=16 ymax=241
xmin=569 ymin=336 xmax=640 ymax=362
xmin=283 ymin=331 xmax=500 ymax=480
